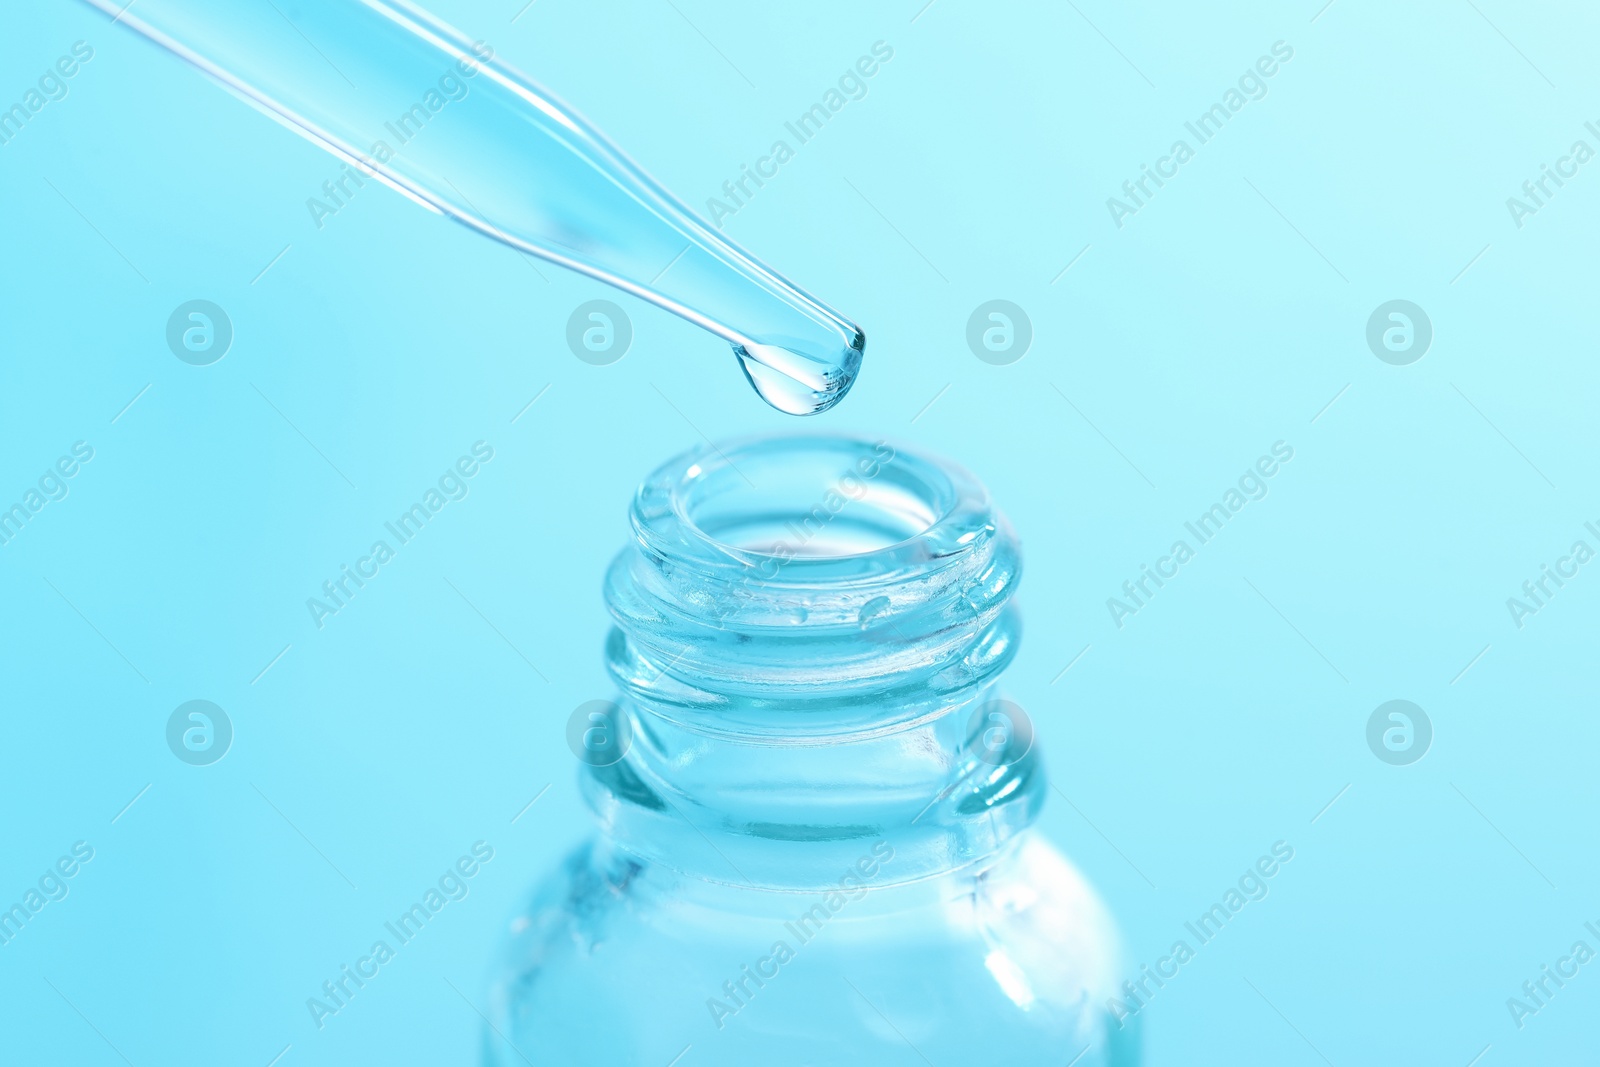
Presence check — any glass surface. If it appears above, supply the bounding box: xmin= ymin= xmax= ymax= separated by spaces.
xmin=486 ymin=436 xmax=1140 ymax=1065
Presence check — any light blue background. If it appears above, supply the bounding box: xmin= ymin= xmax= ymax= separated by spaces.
xmin=2 ymin=1 xmax=1597 ymax=1064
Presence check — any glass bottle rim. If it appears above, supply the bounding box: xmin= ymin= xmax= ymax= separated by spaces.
xmin=629 ymin=433 xmax=999 ymax=588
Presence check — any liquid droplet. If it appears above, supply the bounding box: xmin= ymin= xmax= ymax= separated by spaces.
xmin=733 ymin=330 xmax=865 ymax=416
xmin=858 ymin=595 xmax=892 ymax=630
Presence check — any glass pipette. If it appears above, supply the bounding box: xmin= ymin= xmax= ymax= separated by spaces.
xmin=80 ymin=0 xmax=864 ymax=415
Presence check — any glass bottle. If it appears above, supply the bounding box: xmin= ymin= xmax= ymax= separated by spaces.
xmin=485 ymin=435 xmax=1140 ymax=1065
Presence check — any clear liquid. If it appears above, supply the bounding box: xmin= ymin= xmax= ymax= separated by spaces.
xmin=88 ymin=0 xmax=866 ymax=415
xmin=734 ymin=330 xmax=865 ymax=416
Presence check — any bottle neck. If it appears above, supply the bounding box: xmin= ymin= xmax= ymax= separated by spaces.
xmin=586 ymin=435 xmax=1037 ymax=890
xmin=586 ymin=632 xmax=1042 ymax=890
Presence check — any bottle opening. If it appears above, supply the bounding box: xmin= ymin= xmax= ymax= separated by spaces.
xmin=629 ymin=435 xmax=987 ymax=584
xmin=613 ymin=435 xmax=1019 ymax=708
xmin=675 ymin=438 xmax=944 ymax=559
